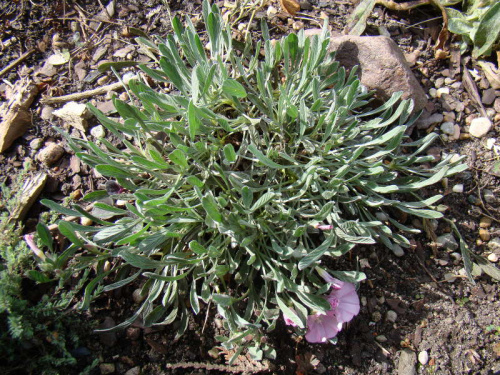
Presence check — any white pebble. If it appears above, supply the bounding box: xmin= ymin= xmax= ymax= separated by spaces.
xmin=452 ymin=184 xmax=464 ymax=193
xmin=418 ymin=350 xmax=429 ymax=365
xmin=122 ymin=72 xmax=138 ymax=84
xmin=469 ymin=117 xmax=492 ymax=138
xmin=90 ymin=125 xmax=106 ymax=138
xmin=486 ymin=138 xmax=496 ymax=150
xmin=436 ymin=87 xmax=450 ymax=98
xmin=488 ymin=253 xmax=499 ymax=263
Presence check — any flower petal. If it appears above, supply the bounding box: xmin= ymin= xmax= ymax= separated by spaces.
xmin=305 ymin=312 xmax=340 ymax=343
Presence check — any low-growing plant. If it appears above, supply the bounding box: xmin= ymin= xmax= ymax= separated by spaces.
xmin=43 ymin=0 xmax=466 ymax=357
xmin=0 ymin=167 xmax=95 ymax=374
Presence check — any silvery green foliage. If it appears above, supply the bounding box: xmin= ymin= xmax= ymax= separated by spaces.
xmin=47 ymin=1 xmax=466 ymax=354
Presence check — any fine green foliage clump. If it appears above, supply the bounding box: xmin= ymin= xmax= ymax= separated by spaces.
xmin=0 ymin=169 xmax=94 ymax=374
xmin=447 ymin=0 xmax=500 ymax=58
xmin=46 ymin=1 xmax=465 ymax=355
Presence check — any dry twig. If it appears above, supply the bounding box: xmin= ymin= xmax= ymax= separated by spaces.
xmin=41 ymin=81 xmax=124 ymax=104
xmin=0 ymin=49 xmax=36 ymax=78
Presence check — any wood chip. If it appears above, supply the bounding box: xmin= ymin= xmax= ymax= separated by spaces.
xmin=9 ymin=172 xmax=48 ymax=222
xmin=0 ymin=77 xmax=39 ymax=152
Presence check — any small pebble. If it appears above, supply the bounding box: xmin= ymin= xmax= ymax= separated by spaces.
xmin=80 ymin=217 xmax=93 ymax=226
xmin=418 ymin=350 xmax=429 ymax=365
xmin=452 ymin=184 xmax=464 ymax=193
xmin=37 ymin=143 xmax=64 ymax=166
xmin=444 ymin=77 xmax=454 ymax=85
xmin=449 ymin=153 xmax=462 ymax=163
xmin=391 ymin=244 xmax=405 ymax=257
xmin=480 ymin=217 xmax=492 ymax=228
xmin=292 ymin=21 xmax=304 ymax=31
xmin=486 ymin=138 xmax=496 ymax=150
xmin=90 ymin=125 xmax=106 ymax=138
xmin=436 ymin=233 xmax=458 ymax=251
xmin=451 ymin=81 xmax=462 ymax=90
xmin=440 ymin=122 xmax=455 ymax=135
xmin=361 ymin=296 xmax=368 ymax=306
xmin=434 ymin=77 xmax=445 ymax=88
xmin=386 ymin=310 xmax=397 ymax=323
xmin=488 ymin=237 xmax=500 ymax=252
xmin=29 ymin=138 xmax=44 ymax=151
xmin=482 ymin=88 xmax=496 ymax=105
xmin=469 ymin=117 xmax=492 ymax=138
xmin=376 ymin=335 xmax=388 ymax=343
xmin=479 ymin=228 xmax=491 ymax=241
xmin=40 ymin=106 xmax=54 ymax=121
xmin=488 ymin=253 xmax=499 ymax=262
xmin=443 ymin=111 xmax=455 ymax=122
xmin=132 ymin=288 xmax=146 ymax=304
xmin=483 ymin=189 xmax=495 ymax=203
xmin=99 ymin=363 xmax=116 ymax=375
xmin=450 ymin=252 xmax=462 ymax=262
xmin=371 ymin=311 xmax=382 ymax=322
xmin=126 ymin=327 xmax=141 ymax=341
xmin=428 ymin=88 xmax=437 ymax=98
xmin=444 ymin=273 xmax=456 ymax=283
xmin=124 ymin=367 xmax=141 ymax=375
xmin=436 ymin=87 xmax=450 ymax=98
xmin=486 ymin=108 xmax=496 ymax=118
xmin=122 ymin=72 xmax=138 ymax=84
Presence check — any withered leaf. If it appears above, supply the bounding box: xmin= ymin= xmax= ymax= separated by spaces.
xmin=279 ymin=0 xmax=300 ymax=16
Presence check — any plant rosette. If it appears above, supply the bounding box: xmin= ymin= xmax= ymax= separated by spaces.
xmin=42 ymin=0 xmax=466 ymax=356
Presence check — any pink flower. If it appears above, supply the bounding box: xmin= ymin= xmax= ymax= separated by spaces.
xmin=327 ymin=281 xmax=360 ymax=324
xmin=305 ymin=310 xmax=342 ymax=343
xmin=24 ymin=233 xmax=46 ymax=260
xmin=284 ymin=315 xmax=298 ymax=327
xmin=304 ymin=268 xmax=360 ymax=343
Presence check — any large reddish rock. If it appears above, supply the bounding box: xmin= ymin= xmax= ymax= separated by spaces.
xmin=329 ymin=35 xmax=427 ymax=112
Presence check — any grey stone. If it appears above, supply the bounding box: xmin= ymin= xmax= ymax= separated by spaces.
xmin=392 ymin=244 xmax=405 ymax=257
xmin=29 ymin=138 xmax=44 ymax=151
xmin=483 ymin=189 xmax=495 ymax=203
xmin=482 ymin=88 xmax=497 ymax=105
xmin=329 ymin=36 xmax=427 ymax=112
xmin=440 ymin=122 xmax=455 ymax=135
xmin=386 ymin=310 xmax=398 ymax=323
xmin=397 ymin=349 xmax=417 ymax=375
xmin=376 ymin=335 xmax=388 ymax=342
xmin=436 ymin=233 xmax=458 ymax=251
xmin=98 ymin=317 xmax=117 ymax=347
xmin=416 ymin=113 xmax=443 ymax=130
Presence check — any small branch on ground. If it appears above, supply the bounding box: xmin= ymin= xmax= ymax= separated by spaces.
xmin=0 ymin=49 xmax=36 ymax=78
xmin=41 ymin=81 xmax=125 ymax=104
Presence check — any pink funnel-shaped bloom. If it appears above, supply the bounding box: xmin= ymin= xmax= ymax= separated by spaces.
xmin=327 ymin=281 xmax=360 ymax=324
xmin=24 ymin=233 xmax=46 ymax=260
xmin=304 ymin=268 xmax=361 ymax=343
xmin=283 ymin=309 xmax=299 ymax=327
xmin=305 ymin=310 xmax=342 ymax=343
